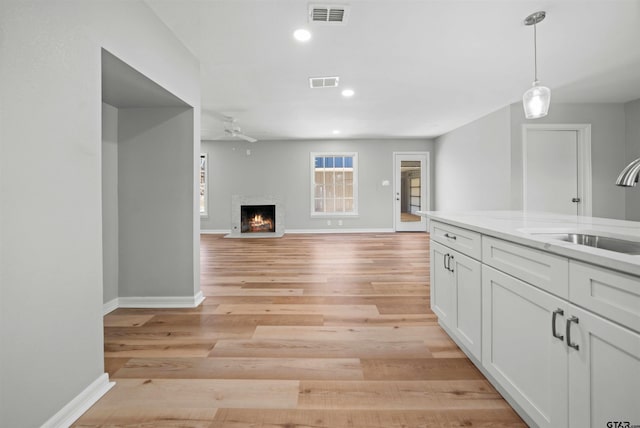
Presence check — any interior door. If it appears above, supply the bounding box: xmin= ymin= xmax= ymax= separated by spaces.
xmin=524 ymin=130 xmax=579 ymax=215
xmin=394 ymin=153 xmax=428 ymax=231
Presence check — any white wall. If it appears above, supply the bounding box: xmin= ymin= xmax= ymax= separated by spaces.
xmin=510 ymin=103 xmax=627 ymax=219
xmin=119 ymin=108 xmax=195 ymax=297
xmin=102 ymin=103 xmax=119 ymax=304
xmin=625 ymin=99 xmax=640 ymax=220
xmin=434 ymin=106 xmax=512 ymax=211
xmin=0 ymin=1 xmax=199 ymax=426
xmin=200 ymin=139 xmax=434 ymax=231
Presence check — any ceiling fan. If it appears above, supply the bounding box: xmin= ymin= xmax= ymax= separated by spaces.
xmin=201 ymin=109 xmax=258 ymax=142
xmin=222 ymin=117 xmax=258 ymax=143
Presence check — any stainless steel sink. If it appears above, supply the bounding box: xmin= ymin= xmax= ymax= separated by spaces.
xmin=538 ymin=233 xmax=640 ymax=255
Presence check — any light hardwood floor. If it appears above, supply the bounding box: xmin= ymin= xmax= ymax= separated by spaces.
xmin=75 ymin=233 xmax=525 ymax=427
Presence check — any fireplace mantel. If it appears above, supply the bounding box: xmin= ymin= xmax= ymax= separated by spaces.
xmin=227 ymin=195 xmax=285 ymax=238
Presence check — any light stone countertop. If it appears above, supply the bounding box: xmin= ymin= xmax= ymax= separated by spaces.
xmin=418 ymin=210 xmax=640 ymax=277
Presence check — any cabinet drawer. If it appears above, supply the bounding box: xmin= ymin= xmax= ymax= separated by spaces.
xmin=570 ymin=261 xmax=640 ymax=333
xmin=430 ymin=221 xmax=481 ymax=260
xmin=482 ymin=236 xmax=569 ymax=298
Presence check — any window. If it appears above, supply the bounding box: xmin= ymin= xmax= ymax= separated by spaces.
xmin=310 ymin=152 xmax=358 ymax=216
xmin=200 ymin=153 xmax=208 ymax=217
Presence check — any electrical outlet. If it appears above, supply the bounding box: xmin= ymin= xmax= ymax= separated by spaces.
xmin=327 ymin=220 xmax=332 ymax=226
xmin=338 ymin=219 xmax=343 ymax=226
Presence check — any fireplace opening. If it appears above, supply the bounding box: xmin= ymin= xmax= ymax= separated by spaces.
xmin=241 ymin=205 xmax=276 ymax=233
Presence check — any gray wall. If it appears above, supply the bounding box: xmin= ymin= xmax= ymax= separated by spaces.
xmin=102 ymin=103 xmax=119 ymax=304
xmin=119 ymin=108 xmax=195 ymax=297
xmin=434 ymin=106 xmax=512 ymax=211
xmin=0 ymin=2 xmax=200 ymax=426
xmin=200 ymin=139 xmax=433 ymax=231
xmin=509 ymin=103 xmax=627 ymax=219
xmin=625 ymin=99 xmax=640 ymax=220
xmin=433 ymin=102 xmax=629 ymax=219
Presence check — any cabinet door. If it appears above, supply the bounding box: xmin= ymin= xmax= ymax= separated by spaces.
xmin=430 ymin=240 xmax=454 ymax=330
xmin=451 ymin=250 xmax=482 ymax=360
xmin=568 ymin=304 xmax=640 ymax=428
xmin=482 ymin=265 xmax=568 ymax=428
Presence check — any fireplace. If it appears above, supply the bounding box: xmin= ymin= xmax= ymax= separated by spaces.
xmin=241 ymin=205 xmax=276 ymax=233
xmin=228 ymin=195 xmax=285 ymax=238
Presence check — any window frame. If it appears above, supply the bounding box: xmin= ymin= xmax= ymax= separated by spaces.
xmin=309 ymin=152 xmax=359 ymax=218
xmin=200 ymin=153 xmax=208 ymax=217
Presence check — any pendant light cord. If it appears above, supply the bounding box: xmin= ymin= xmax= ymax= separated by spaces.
xmin=533 ymin=23 xmax=538 ymax=82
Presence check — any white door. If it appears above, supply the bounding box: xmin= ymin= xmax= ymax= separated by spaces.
xmin=524 ymin=129 xmax=580 ymax=215
xmin=394 ymin=153 xmax=428 ymax=231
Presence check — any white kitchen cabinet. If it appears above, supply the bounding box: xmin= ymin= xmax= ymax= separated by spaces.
xmin=568 ymin=304 xmax=640 ymax=428
xmin=430 ymin=220 xmax=482 ymax=259
xmin=431 ymin=240 xmax=455 ymax=327
xmin=482 ymin=235 xmax=569 ymax=298
xmin=569 ymin=260 xmax=640 ymax=333
xmin=482 ymin=265 xmax=568 ymax=428
xmin=425 ymin=213 xmax=640 ymax=428
xmin=431 ymin=240 xmax=482 ymax=360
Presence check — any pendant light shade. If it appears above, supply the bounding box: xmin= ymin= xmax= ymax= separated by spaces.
xmin=523 ymin=81 xmax=551 ymax=119
xmin=522 ymin=11 xmax=550 ymax=119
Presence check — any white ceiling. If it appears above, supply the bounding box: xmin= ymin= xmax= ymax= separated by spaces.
xmin=146 ymin=0 xmax=640 ymax=141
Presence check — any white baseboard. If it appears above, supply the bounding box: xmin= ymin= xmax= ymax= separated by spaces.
xmin=118 ymin=291 xmax=205 ymax=309
xmin=287 ymin=228 xmax=395 ymax=234
xmin=103 ymin=291 xmax=205 ymax=312
xmin=201 ymin=228 xmax=395 ymax=235
xmin=41 ymin=373 xmax=114 ymax=428
xmin=201 ymin=229 xmax=231 ymax=234
xmin=102 ymin=298 xmax=119 ymax=315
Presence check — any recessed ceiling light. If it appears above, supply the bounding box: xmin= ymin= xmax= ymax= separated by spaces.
xmin=293 ymin=28 xmax=312 ymax=42
xmin=341 ymin=89 xmax=355 ymax=97
xmin=332 ymin=130 xmax=341 ymax=134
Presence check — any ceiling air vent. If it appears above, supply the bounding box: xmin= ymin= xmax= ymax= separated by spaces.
xmin=309 ymin=4 xmax=350 ymax=24
xmin=309 ymin=76 xmax=340 ymax=89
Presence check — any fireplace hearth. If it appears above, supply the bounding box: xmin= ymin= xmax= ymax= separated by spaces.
xmin=241 ymin=205 xmax=275 ymax=233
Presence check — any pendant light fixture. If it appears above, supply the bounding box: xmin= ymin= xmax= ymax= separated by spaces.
xmin=522 ymin=11 xmax=550 ymax=119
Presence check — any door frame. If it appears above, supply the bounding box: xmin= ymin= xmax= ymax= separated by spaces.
xmin=522 ymin=124 xmax=592 ymax=216
xmin=393 ymin=152 xmax=430 ymax=231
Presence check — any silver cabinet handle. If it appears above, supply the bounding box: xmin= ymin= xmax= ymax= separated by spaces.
xmin=566 ymin=316 xmax=580 ymax=350
xmin=449 ymin=255 xmax=454 ymax=273
xmin=444 ymin=253 xmax=449 ymax=272
xmin=444 ymin=233 xmax=457 ymax=240
xmin=552 ymin=308 xmax=564 ymax=341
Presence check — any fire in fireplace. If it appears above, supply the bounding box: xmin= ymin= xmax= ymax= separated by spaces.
xmin=241 ymin=205 xmax=276 ymax=233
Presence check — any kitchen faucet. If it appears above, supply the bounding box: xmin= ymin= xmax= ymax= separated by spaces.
xmin=616 ymin=158 xmax=640 ymax=187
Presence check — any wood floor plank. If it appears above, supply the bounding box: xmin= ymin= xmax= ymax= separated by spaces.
xmin=143 ymin=314 xmax=324 ymax=328
xmin=202 ymin=285 xmax=305 ymax=296
xmin=74 ymin=232 xmax=524 ymax=426
xmin=322 ymin=314 xmax=437 ymax=326
xmin=209 ymin=339 xmax=433 ymax=359
xmin=297 ymin=380 xmax=510 ymax=410
xmin=112 ymin=357 xmax=364 ymax=380
xmin=361 ymin=358 xmax=484 ymax=380
xmin=103 ymin=314 xmax=155 ymax=327
xmin=210 ymin=408 xmax=526 ymax=428
xmin=253 ymin=325 xmax=449 ymax=341
xmin=73 ymin=408 xmax=218 ymax=427
xmin=215 ymin=304 xmax=380 ymax=317
xmin=104 ymin=342 xmax=216 ymax=358
xmin=104 ymin=358 xmax=130 ymax=377
xmin=92 ymin=379 xmax=300 ymax=409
